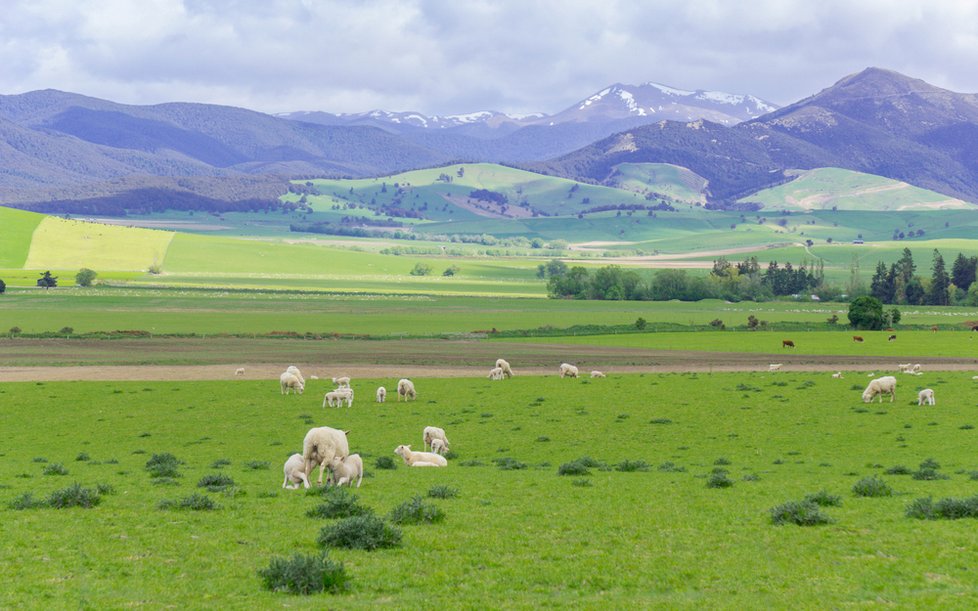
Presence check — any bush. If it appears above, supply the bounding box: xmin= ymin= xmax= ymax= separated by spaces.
xmin=409 ymin=263 xmax=432 ymax=276
xmin=258 ymin=552 xmax=348 ymax=595
xmin=615 ymin=460 xmax=650 ymax=472
xmin=912 ymin=468 xmax=950 ymax=481
xmin=197 ymin=473 xmax=236 ymax=492
xmin=47 ymin=483 xmax=102 ymax=508
xmin=8 ymin=493 xmax=46 ymax=510
xmin=59 ymin=327 xmax=74 ymax=335
xmin=557 ymin=460 xmax=590 ymax=476
xmin=906 ymin=495 xmax=978 ymax=520
xmin=919 ymin=458 xmax=941 ymax=470
xmin=389 ymin=496 xmax=446 ymax=525
xmin=852 ymin=476 xmax=892 ymax=497
xmin=803 ymin=490 xmax=842 ymax=507
xmin=211 ymin=458 xmax=232 ymax=468
xmin=306 ymin=489 xmax=372 ymax=519
xmin=317 ymin=515 xmax=402 ymax=550
xmin=770 ymin=500 xmax=834 ymax=526
xmin=706 ymin=470 xmax=734 ymax=488
xmin=43 ymin=463 xmax=68 ymax=476
xmin=145 ymin=453 xmax=181 ymax=478
xmin=75 ymin=268 xmax=98 ymax=287
xmin=244 ymin=460 xmax=270 ymax=470
xmin=374 ymin=456 xmax=397 ymax=470
xmin=159 ymin=493 xmax=219 ymax=511
xmin=658 ymin=461 xmax=686 ymax=472
xmin=493 ymin=457 xmax=527 ymax=471
xmin=884 ymin=465 xmax=912 ymax=475
xmin=427 ymin=485 xmax=459 ymax=499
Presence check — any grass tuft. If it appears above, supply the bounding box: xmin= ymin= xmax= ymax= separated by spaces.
xmin=770 ymin=500 xmax=834 ymax=526
xmin=427 ymin=485 xmax=459 ymax=499
xmin=258 ymin=552 xmax=348 ymax=595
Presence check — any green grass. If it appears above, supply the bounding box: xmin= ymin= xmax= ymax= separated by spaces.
xmin=0 ymin=207 xmax=44 ymax=268
xmin=606 ymin=162 xmax=708 ymax=203
xmin=4 ymin=373 xmax=978 ymax=606
xmin=24 ymin=216 xmax=174 ymax=271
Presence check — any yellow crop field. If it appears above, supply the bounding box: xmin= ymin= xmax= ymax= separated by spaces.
xmin=23 ymin=217 xmax=175 ymax=271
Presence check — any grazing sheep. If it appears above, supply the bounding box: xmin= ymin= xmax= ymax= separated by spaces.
xmin=282 ymin=453 xmax=310 ymax=489
xmin=423 ymin=426 xmax=449 ymax=453
xmin=332 ymin=376 xmax=351 ymax=389
xmin=376 ymin=386 xmax=387 ymax=403
xmin=397 ymin=378 xmax=416 ymax=401
xmin=235 ymin=367 xmax=245 ymax=376
xmin=898 ymin=363 xmax=912 ymax=373
xmin=559 ymin=363 xmax=579 ymax=378
xmin=832 ymin=371 xmax=843 ymax=379
xmin=862 ymin=376 xmax=897 ymax=403
xmin=302 ymin=426 xmax=350 ymax=486
xmin=495 ymin=358 xmax=514 ymax=378
xmin=328 ymin=453 xmax=364 ymax=488
xmin=782 ymin=339 xmax=795 ymax=348
xmin=280 ymin=372 xmax=304 ymax=395
xmin=430 ymin=438 xmax=448 ymax=455
xmin=888 ymin=334 xmax=897 ymax=341
xmin=590 ymin=370 xmax=606 ymax=378
xmin=768 ymin=363 xmax=783 ymax=372
xmin=917 ymin=389 xmax=935 ymax=406
xmin=852 ymin=336 xmax=864 ymax=343
xmin=394 ymin=444 xmax=448 ymax=467
xmin=488 ymin=367 xmax=504 ymax=381
xmin=322 ymin=388 xmax=353 ymax=408
xmin=286 ymin=366 xmax=305 ymax=386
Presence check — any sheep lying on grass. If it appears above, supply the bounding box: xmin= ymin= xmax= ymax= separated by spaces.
xmin=488 ymin=367 xmax=504 ymax=381
xmin=768 ymin=364 xmax=783 ymax=372
xmin=590 ymin=370 xmax=606 ymax=378
xmin=495 ymin=358 xmax=514 ymax=378
xmin=332 ymin=376 xmax=351 ymax=389
xmin=235 ymin=368 xmax=245 ymax=376
xmin=918 ymin=388 xmax=935 ymax=406
xmin=376 ymin=386 xmax=387 ymax=403
xmin=303 ymin=427 xmax=350 ymax=486
xmin=831 ymin=371 xmax=843 ymax=379
xmin=559 ymin=363 xmax=579 ymax=378
xmin=862 ymin=376 xmax=897 ymax=403
xmin=911 ymin=364 xmax=922 ymax=375
xmin=280 ymin=372 xmax=304 ymax=395
xmin=397 ymin=379 xmax=416 ymax=401
xmin=394 ymin=444 xmax=447 ymax=467
xmin=323 ymin=388 xmax=353 ymax=408
xmin=282 ymin=453 xmax=310 ymax=489
xmin=898 ymin=363 xmax=912 ymax=373
xmin=328 ymin=453 xmax=363 ymax=488
xmin=423 ymin=426 xmax=449 ymax=453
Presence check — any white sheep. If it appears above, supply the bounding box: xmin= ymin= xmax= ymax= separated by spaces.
xmin=898 ymin=363 xmax=912 ymax=373
xmin=376 ymin=386 xmax=387 ymax=403
xmin=322 ymin=388 xmax=353 ymax=408
xmin=831 ymin=371 xmax=843 ymax=379
xmin=911 ymin=364 xmax=922 ymax=375
xmin=286 ymin=365 xmax=305 ymax=386
xmin=768 ymin=363 xmax=783 ymax=372
xmin=590 ymin=370 xmax=606 ymax=378
xmin=917 ymin=388 xmax=935 ymax=406
xmin=397 ymin=378 xmax=417 ymax=401
xmin=332 ymin=376 xmax=351 ymax=389
xmin=430 ymin=438 xmax=448 ymax=455
xmin=488 ymin=367 xmax=504 ymax=381
xmin=495 ymin=358 xmax=514 ymax=378
xmin=559 ymin=363 xmax=579 ymax=378
xmin=280 ymin=372 xmax=304 ymax=395
xmin=328 ymin=453 xmax=364 ymax=488
xmin=234 ymin=367 xmax=245 ymax=376
xmin=862 ymin=376 xmax=897 ymax=403
xmin=394 ymin=444 xmax=447 ymax=467
xmin=282 ymin=453 xmax=310 ymax=489
xmin=302 ymin=426 xmax=350 ymax=486
xmin=423 ymin=426 xmax=449 ymax=453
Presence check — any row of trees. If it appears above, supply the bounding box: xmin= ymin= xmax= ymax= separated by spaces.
xmin=869 ymin=248 xmax=977 ymax=306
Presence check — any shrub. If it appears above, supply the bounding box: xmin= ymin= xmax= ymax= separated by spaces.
xmin=211 ymin=458 xmax=231 ymax=468
xmin=572 ymin=479 xmax=593 ymax=487
xmin=75 ymin=268 xmax=98 ymax=287
xmin=43 ymin=463 xmax=68 ymax=476
xmin=159 ymin=493 xmax=219 ymax=511
xmin=493 ymin=457 xmax=527 ymax=471
xmin=8 ymin=493 xmax=46 ymax=510
xmin=244 ymin=460 xmax=270 ymax=470
xmin=374 ymin=456 xmax=397 ymax=470
xmin=145 ymin=453 xmax=181 ymax=478
xmin=713 ymin=457 xmax=731 ymax=466
xmin=706 ymin=470 xmax=734 ymax=488
xmin=409 ymin=262 xmax=432 ymax=276
xmin=615 ymin=460 xmax=650 ymax=472
xmin=658 ymin=461 xmax=686 ymax=473
xmin=919 ymin=458 xmax=941 ymax=470
xmin=306 ymin=489 xmax=372 ymax=519
xmin=557 ymin=460 xmax=590 ymax=476
xmin=803 ymin=490 xmax=842 ymax=507
xmin=258 ymin=552 xmax=348 ymax=595
xmin=906 ymin=496 xmax=978 ymax=520
xmin=427 ymin=485 xmax=459 ymax=499
xmin=884 ymin=465 xmax=912 ymax=475
xmin=905 ymin=497 xmax=935 ymax=520
xmin=852 ymin=476 xmax=892 ymax=497
xmin=770 ymin=500 xmax=834 ymax=526
xmin=198 ymin=473 xmax=236 ymax=492
xmin=47 ymin=483 xmax=101 ymax=508
xmin=75 ymin=452 xmax=90 ymax=462
xmin=389 ymin=496 xmax=446 ymax=525
xmin=317 ymin=515 xmax=402 ymax=550
xmin=912 ymin=468 xmax=950 ymax=481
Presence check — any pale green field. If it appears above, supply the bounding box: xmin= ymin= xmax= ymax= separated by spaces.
xmin=23 ymin=216 xmax=174 ymax=271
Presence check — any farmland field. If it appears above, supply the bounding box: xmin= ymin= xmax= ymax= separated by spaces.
xmin=4 ymin=373 xmax=978 ymax=607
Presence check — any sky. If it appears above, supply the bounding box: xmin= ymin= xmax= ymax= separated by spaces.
xmin=2 ymin=0 xmax=977 ymax=117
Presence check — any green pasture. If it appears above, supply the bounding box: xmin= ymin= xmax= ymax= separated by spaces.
xmin=0 ymin=207 xmax=43 ymax=268
xmin=605 ymin=162 xmax=707 ymax=202
xmin=4 ymin=373 xmax=978 ymax=607
xmin=24 ymin=216 xmax=174 ymax=271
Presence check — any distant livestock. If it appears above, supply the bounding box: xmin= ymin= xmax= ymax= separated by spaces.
xmin=559 ymin=363 xmax=579 ymax=378
xmin=782 ymin=339 xmax=795 ymax=348
xmin=862 ymin=376 xmax=897 ymax=403
xmin=397 ymin=378 xmax=417 ymax=401
xmin=831 ymin=372 xmax=843 ymax=379
xmin=931 ymin=326 xmax=939 ymax=332
xmin=888 ymin=334 xmax=897 ymax=341
xmin=495 ymin=358 xmax=514 ymax=378
xmin=590 ymin=370 xmax=606 ymax=378
xmin=488 ymin=367 xmax=505 ymax=381
xmin=917 ymin=389 xmax=935 ymax=406
xmin=376 ymin=386 xmax=387 ymax=403
xmin=235 ymin=368 xmax=245 ymax=376
xmin=852 ymin=336 xmax=864 ymax=343
xmin=768 ymin=363 xmax=783 ymax=372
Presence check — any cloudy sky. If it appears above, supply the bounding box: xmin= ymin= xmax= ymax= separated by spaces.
xmin=2 ymin=0 xmax=976 ymax=116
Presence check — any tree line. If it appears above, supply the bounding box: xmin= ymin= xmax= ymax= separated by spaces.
xmin=869 ymin=248 xmax=977 ymax=306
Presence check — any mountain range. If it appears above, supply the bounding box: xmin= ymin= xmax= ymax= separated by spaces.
xmin=2 ymin=68 xmax=978 ymax=215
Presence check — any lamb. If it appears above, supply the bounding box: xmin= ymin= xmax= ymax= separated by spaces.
xmin=286 ymin=365 xmax=305 ymax=386
xmin=332 ymin=376 xmax=351 ymax=389
xmin=302 ymin=426 xmax=350 ymax=486
xmin=768 ymin=363 xmax=783 ymax=372
xmin=235 ymin=367 xmax=245 ymax=376
xmin=328 ymin=453 xmax=364 ymax=488
xmin=590 ymin=370 xmax=606 ymax=378
xmin=831 ymin=371 xmax=843 ymax=379
xmin=280 ymin=372 xmax=304 ymax=395
xmin=423 ymin=426 xmax=449 ymax=453
xmin=394 ymin=444 xmax=447 ymax=467
xmin=282 ymin=453 xmax=310 ymax=489
xmin=898 ymin=363 xmax=912 ymax=373
xmin=430 ymin=438 xmax=448 ymax=455
xmin=376 ymin=386 xmax=387 ymax=403
xmin=917 ymin=388 xmax=935 ymax=406
xmin=488 ymin=367 xmax=504 ymax=381
xmin=911 ymin=363 xmax=922 ymax=375
xmin=322 ymin=388 xmax=353 ymax=408
xmin=862 ymin=376 xmax=897 ymax=403
xmin=495 ymin=358 xmax=514 ymax=378
xmin=397 ymin=378 xmax=417 ymax=401
xmin=559 ymin=363 xmax=579 ymax=378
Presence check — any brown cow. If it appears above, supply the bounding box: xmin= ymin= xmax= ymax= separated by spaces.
xmin=931 ymin=326 xmax=939 ymax=332
xmin=782 ymin=339 xmax=795 ymax=348
xmin=853 ymin=336 xmax=864 ymax=342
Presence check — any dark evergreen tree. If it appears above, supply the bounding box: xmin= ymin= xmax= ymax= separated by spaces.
xmin=951 ymin=253 xmax=977 ymax=292
xmin=928 ymin=249 xmax=951 ymax=306
xmin=870 ymin=261 xmax=889 ymax=302
xmin=37 ymin=271 xmax=57 ymax=289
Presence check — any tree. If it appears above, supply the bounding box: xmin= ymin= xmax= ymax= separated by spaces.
xmin=75 ymin=268 xmax=97 ymax=287
xmin=442 ymin=265 xmax=460 ymax=277
xmin=928 ymin=249 xmax=951 ymax=306
xmin=951 ymin=253 xmax=977 ymax=292
xmin=848 ymin=296 xmax=885 ymax=330
xmin=409 ymin=263 xmax=432 ymax=276
xmin=0 ymin=278 xmax=5 ymax=294
xmin=888 ymin=307 xmax=902 ymax=326
xmin=635 ymin=317 xmax=647 ymax=330
xmin=37 ymin=271 xmax=57 ymax=289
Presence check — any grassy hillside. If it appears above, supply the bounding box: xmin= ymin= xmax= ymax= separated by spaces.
xmin=0 ymin=207 xmax=44 ymax=268
xmin=23 ymin=215 xmax=174 ymax=271
xmin=606 ymin=162 xmax=707 ymax=203
xmin=746 ymin=168 xmax=974 ymax=211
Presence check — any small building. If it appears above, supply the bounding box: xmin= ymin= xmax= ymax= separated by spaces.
xmin=852 ymin=239 xmax=864 ymax=245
